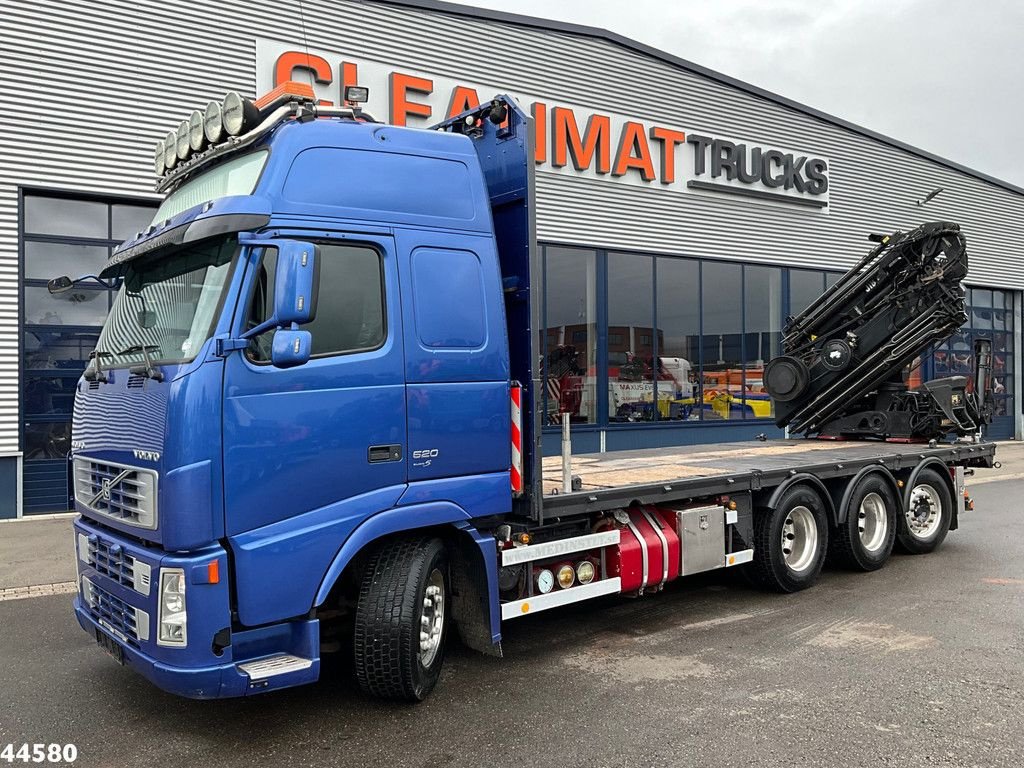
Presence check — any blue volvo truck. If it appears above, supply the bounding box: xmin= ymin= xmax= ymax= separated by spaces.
xmin=60 ymin=83 xmax=996 ymax=701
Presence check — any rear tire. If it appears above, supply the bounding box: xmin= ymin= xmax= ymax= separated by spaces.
xmin=830 ymin=474 xmax=898 ymax=571
xmin=354 ymin=536 xmax=449 ymax=701
xmin=746 ymin=485 xmax=828 ymax=593
xmin=896 ymin=468 xmax=952 ymax=554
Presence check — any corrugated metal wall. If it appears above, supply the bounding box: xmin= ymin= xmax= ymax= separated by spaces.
xmin=1 ymin=0 xmax=1023 ymax=457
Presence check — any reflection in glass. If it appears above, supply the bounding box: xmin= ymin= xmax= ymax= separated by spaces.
xmin=25 ymin=286 xmax=109 ymax=327
xmin=701 ymin=261 xmax=743 ymax=420
xmin=544 ymin=247 xmax=597 ymax=424
xmin=608 ymin=253 xmax=655 ymax=422
xmin=657 ymin=257 xmax=700 ymax=421
xmin=24 ymin=196 xmax=107 ymax=239
xmin=744 ymin=265 xmax=782 ymax=418
xmin=24 ymin=241 xmax=110 ymax=282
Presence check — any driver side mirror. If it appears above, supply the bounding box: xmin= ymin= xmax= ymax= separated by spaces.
xmin=272 ymin=241 xmax=320 ymax=327
xmin=242 ymin=241 xmax=320 ymax=369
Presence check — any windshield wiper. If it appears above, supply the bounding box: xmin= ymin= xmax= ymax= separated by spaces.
xmin=119 ymin=345 xmax=165 ymax=382
xmin=84 ymin=350 xmax=112 ymax=383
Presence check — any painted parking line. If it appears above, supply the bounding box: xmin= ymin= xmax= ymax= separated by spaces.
xmin=0 ymin=582 xmax=77 ymax=602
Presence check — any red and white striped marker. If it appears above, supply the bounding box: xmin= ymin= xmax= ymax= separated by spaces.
xmin=510 ymin=382 xmax=523 ymax=495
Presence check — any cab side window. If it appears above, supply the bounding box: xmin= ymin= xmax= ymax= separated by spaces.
xmin=247 ymin=243 xmax=385 ymax=362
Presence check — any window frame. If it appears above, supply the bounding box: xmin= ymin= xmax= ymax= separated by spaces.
xmin=243 ymin=238 xmax=389 ymax=366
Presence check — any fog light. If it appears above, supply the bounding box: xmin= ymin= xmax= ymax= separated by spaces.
xmin=188 ymin=109 xmax=206 ymax=152
xmin=203 ymin=99 xmax=224 ymax=144
xmin=175 ymin=120 xmax=190 ymax=160
xmin=222 ymin=91 xmax=258 ymax=136
xmin=163 ymin=130 xmax=178 ymax=170
xmin=153 ymin=138 xmax=166 ymax=175
xmin=556 ymin=564 xmax=575 ymax=589
xmin=576 ymin=560 xmax=596 ymax=585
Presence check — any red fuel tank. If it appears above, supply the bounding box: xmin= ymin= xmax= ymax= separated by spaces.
xmin=604 ymin=506 xmax=680 ymax=593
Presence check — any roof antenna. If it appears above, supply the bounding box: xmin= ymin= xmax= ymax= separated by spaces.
xmin=916 ymin=187 xmax=944 ymax=206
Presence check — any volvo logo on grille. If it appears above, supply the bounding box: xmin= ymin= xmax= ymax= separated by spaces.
xmin=90 ymin=470 xmax=131 ymax=507
xmin=133 ymin=449 xmax=161 ymax=462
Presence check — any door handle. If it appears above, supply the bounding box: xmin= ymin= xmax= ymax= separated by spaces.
xmin=368 ymin=444 xmax=403 ymax=463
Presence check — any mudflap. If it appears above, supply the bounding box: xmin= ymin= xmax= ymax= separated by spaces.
xmin=451 ymin=522 xmax=503 ymax=658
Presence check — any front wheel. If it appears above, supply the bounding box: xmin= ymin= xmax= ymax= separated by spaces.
xmin=354 ymin=536 xmax=449 ymax=701
xmin=896 ymin=468 xmax=952 ymax=554
xmin=746 ymin=485 xmax=829 ymax=593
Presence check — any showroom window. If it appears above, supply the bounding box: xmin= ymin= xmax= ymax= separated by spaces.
xmin=541 ymin=243 xmax=851 ymax=429
xmin=542 ymin=246 xmax=598 ymax=424
xmin=21 ymin=191 xmax=156 ymax=514
xmin=932 ymin=286 xmax=1016 ymax=438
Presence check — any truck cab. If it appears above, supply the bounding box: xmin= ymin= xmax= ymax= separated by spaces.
xmin=69 ymin=85 xmax=529 ymax=699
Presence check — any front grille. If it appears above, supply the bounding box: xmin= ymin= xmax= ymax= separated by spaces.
xmin=79 ymin=533 xmax=152 ymax=596
xmin=73 ymin=458 xmax=158 ymax=529
xmin=81 ymin=577 xmax=149 ymax=646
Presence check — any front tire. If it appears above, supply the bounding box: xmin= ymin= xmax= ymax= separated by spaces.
xmin=746 ymin=485 xmax=829 ymax=593
xmin=354 ymin=536 xmax=449 ymax=701
xmin=830 ymin=474 xmax=898 ymax=571
xmin=896 ymin=468 xmax=952 ymax=554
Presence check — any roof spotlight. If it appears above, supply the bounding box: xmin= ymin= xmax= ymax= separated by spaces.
xmin=175 ymin=120 xmax=190 ymax=160
xmin=204 ymin=100 xmax=225 ymax=144
xmin=188 ymin=109 xmax=206 ymax=152
xmin=344 ymin=85 xmax=369 ymax=104
xmin=154 ymin=138 xmax=166 ymax=176
xmin=222 ymin=92 xmax=259 ymax=136
xmin=163 ymin=130 xmax=178 ymax=170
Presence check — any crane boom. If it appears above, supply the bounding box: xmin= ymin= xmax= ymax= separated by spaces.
xmin=765 ymin=221 xmax=992 ymax=440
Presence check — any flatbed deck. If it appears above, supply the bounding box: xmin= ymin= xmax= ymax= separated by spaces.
xmin=540 ymin=438 xmax=996 ymax=518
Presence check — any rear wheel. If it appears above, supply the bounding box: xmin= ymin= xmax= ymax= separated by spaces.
xmin=896 ymin=468 xmax=952 ymax=554
xmin=354 ymin=536 xmax=449 ymax=701
xmin=746 ymin=485 xmax=829 ymax=592
xmin=830 ymin=474 xmax=898 ymax=571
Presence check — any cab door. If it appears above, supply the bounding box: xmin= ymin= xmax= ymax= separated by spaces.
xmin=221 ymin=233 xmax=406 ymax=538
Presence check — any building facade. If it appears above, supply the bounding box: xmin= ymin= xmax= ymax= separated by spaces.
xmin=1 ymin=0 xmax=1021 ymax=517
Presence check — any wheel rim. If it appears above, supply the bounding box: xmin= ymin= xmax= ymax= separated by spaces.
xmin=782 ymin=505 xmax=818 ymax=573
xmin=419 ymin=568 xmax=445 ymax=666
xmin=907 ymin=484 xmax=942 ymax=540
xmin=858 ymin=492 xmax=889 ymax=553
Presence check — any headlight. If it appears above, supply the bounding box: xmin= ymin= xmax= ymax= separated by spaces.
xmin=188 ymin=109 xmax=206 ymax=152
xmin=576 ymin=560 xmax=596 ymax=585
xmin=163 ymin=130 xmax=178 ymax=171
xmin=175 ymin=120 xmax=190 ymax=160
xmin=556 ymin=564 xmax=575 ymax=589
xmin=203 ymin=99 xmax=224 ymax=144
xmin=222 ymin=91 xmax=258 ymax=136
xmin=154 ymin=138 xmax=166 ymax=175
xmin=157 ymin=568 xmax=187 ymax=647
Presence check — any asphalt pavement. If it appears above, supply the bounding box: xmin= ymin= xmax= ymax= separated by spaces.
xmin=1 ymin=461 xmax=1022 ymax=767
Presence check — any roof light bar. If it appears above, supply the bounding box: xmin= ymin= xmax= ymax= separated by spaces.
xmin=152 ymin=81 xmax=371 ymax=187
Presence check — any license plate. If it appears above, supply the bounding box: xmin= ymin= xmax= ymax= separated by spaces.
xmin=95 ymin=628 xmax=125 ymax=665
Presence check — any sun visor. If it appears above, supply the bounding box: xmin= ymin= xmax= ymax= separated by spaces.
xmin=101 ymin=196 xmax=271 ymax=278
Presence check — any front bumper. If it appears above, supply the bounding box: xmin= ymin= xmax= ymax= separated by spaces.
xmin=74 ymin=516 xmax=320 ymax=699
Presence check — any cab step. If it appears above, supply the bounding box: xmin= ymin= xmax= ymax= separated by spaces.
xmin=237 ymin=654 xmax=314 ymax=681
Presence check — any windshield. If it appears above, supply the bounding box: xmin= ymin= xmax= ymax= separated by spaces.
xmin=153 ymin=150 xmax=268 ymax=224
xmin=93 ymin=237 xmax=237 ymax=369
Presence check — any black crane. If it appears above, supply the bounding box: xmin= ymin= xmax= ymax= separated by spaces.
xmin=764 ymin=221 xmax=992 ymax=440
